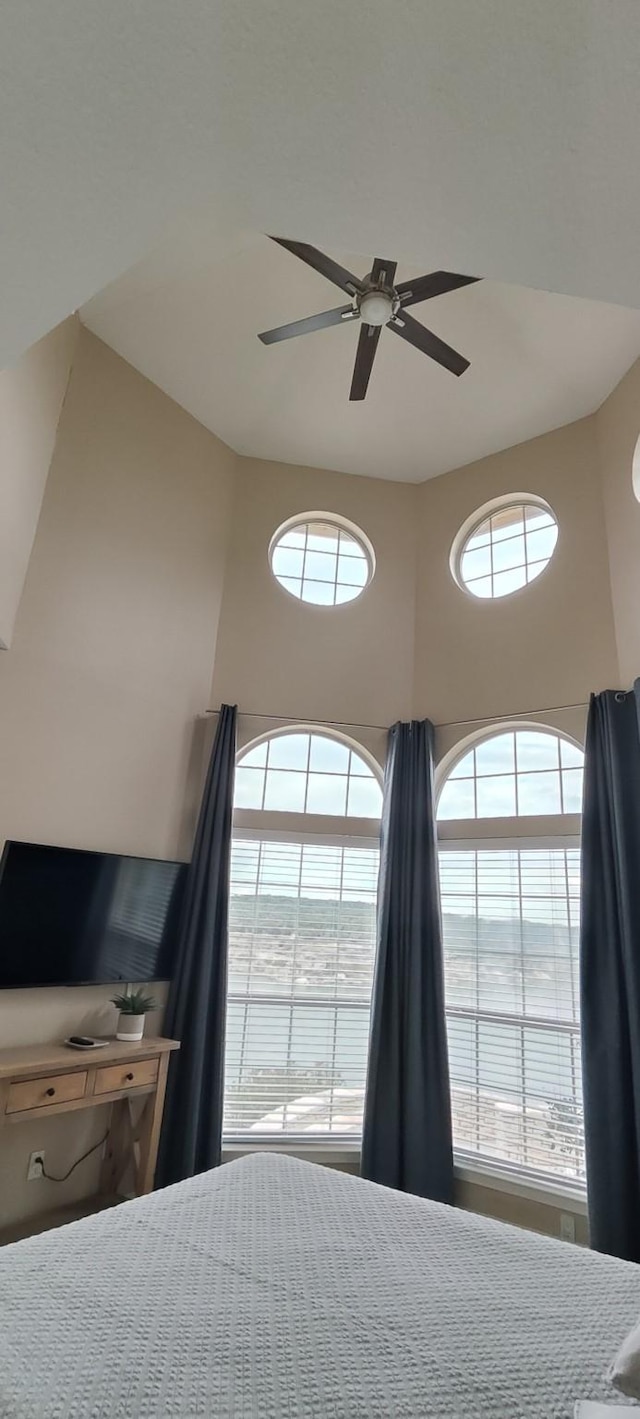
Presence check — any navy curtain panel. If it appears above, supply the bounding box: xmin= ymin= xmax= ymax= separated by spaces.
xmin=580 ymin=685 xmax=640 ymax=1260
xmin=361 ymin=718 xmax=453 ymax=1201
xmin=156 ymin=703 xmax=237 ymax=1187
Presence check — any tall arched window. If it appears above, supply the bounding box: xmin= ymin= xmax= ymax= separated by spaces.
xmin=223 ymin=729 xmax=382 ymax=1141
xmin=437 ymin=727 xmax=585 ymax=1190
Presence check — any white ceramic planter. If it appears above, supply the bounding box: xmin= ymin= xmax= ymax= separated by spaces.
xmin=116 ymin=1012 xmax=145 ymax=1042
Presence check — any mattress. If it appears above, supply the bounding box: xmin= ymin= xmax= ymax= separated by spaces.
xmin=1 ymin=1152 xmax=640 ymax=1418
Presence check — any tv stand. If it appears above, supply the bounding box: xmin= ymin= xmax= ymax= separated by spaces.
xmin=0 ymin=1037 xmax=180 ymax=1231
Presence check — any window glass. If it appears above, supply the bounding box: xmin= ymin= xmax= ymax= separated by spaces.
xmin=224 ymin=838 xmax=379 ymax=1139
xmin=438 ymin=727 xmax=585 ymax=1188
xmin=440 ymin=846 xmax=583 ymax=1182
xmin=438 ymin=730 xmax=583 ymax=820
xmin=270 ymin=518 xmax=373 ymax=605
xmin=235 ymin=732 xmax=382 ymax=818
xmin=225 ymin=732 xmax=382 ymax=1142
xmin=456 ymin=501 xmax=558 ymax=599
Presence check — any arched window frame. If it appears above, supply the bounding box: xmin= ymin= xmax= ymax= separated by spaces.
xmin=233 ymin=725 xmax=383 ymax=838
xmin=224 ymin=726 xmax=382 ymax=1146
xmin=435 ymin=722 xmax=585 ymax=1195
xmin=436 ymin=724 xmax=582 ymax=846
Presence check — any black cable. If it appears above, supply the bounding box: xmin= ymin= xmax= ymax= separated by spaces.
xmin=40 ymin=1131 xmax=110 ymax=1183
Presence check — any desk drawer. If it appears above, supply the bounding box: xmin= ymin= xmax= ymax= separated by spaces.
xmin=6 ymin=1071 xmax=88 ymax=1114
xmin=94 ymin=1057 xmax=159 ymax=1096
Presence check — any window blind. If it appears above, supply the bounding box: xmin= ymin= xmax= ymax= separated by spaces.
xmin=223 ymin=837 xmax=379 ymax=1139
xmin=223 ymin=827 xmax=585 ymax=1185
xmin=440 ymin=846 xmax=584 ymax=1185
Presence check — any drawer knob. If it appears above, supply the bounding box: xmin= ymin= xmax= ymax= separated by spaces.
xmin=45 ymin=1087 xmax=55 ymax=1097
xmin=125 ymin=1072 xmax=134 ymax=1082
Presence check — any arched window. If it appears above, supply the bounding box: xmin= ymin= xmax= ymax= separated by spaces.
xmin=437 ymin=726 xmax=585 ymax=1190
xmin=234 ymin=730 xmax=381 ymax=816
xmin=223 ymin=730 xmax=382 ymax=1142
xmin=438 ymin=728 xmax=583 ymax=819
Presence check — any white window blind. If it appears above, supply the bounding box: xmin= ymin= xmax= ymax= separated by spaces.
xmin=223 ymin=836 xmax=379 ymax=1139
xmin=440 ymin=844 xmax=584 ymax=1185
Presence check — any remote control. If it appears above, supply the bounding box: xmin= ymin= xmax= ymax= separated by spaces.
xmin=65 ymin=1036 xmax=109 ymax=1050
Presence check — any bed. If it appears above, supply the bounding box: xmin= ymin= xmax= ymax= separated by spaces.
xmin=1 ymin=1152 xmax=639 ymax=1417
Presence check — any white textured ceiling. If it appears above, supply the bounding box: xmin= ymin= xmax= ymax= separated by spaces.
xmin=3 ymin=2 xmax=640 ymax=373
xmin=82 ymin=217 xmax=640 ymax=481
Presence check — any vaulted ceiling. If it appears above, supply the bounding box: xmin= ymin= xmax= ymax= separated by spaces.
xmin=82 ymin=220 xmax=640 ymax=481
xmin=3 ymin=2 xmax=640 ymax=477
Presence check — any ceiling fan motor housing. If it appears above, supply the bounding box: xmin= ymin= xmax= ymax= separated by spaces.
xmin=358 ymin=279 xmax=400 ymax=327
xmin=360 ymin=289 xmax=394 ymax=330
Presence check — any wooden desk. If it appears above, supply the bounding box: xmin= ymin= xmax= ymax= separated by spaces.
xmin=0 ymin=1037 xmax=180 ymax=1201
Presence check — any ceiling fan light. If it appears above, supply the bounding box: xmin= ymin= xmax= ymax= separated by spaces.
xmin=359 ymin=290 xmax=393 ymax=327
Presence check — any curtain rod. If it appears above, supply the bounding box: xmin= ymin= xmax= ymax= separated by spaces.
xmin=204 ymin=701 xmax=589 ymax=733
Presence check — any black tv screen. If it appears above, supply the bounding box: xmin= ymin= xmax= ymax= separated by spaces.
xmin=0 ymin=841 xmax=188 ymax=988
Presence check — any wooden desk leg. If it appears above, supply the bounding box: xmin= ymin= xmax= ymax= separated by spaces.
xmin=134 ymin=1053 xmax=170 ymax=1195
xmin=100 ymin=1099 xmax=134 ymax=1196
xmin=98 ymin=1055 xmax=170 ymax=1199
xmin=0 ymin=1080 xmax=9 ymax=1131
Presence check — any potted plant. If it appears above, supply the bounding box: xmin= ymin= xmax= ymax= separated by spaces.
xmin=111 ymin=988 xmax=157 ymax=1043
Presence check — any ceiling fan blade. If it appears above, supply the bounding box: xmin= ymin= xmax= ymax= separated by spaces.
xmin=396 ymin=271 xmax=480 ymax=308
xmin=350 ymin=324 xmax=382 ymax=401
xmin=389 ymin=309 xmax=470 ymax=376
xmin=258 ymin=304 xmax=358 ymax=345
xmin=268 ymin=237 xmax=363 ymax=296
xmin=370 ymin=257 xmax=397 ymax=287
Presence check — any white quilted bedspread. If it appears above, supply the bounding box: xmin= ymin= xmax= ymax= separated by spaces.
xmin=1 ymin=1153 xmax=640 ymax=1418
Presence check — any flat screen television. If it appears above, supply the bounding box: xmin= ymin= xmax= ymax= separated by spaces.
xmin=0 ymin=841 xmax=188 ymax=988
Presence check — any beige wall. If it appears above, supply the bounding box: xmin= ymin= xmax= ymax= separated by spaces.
xmin=414 ymin=415 xmax=619 ymax=727
xmin=212 ymin=415 xmax=619 ymax=744
xmin=0 ymin=329 xmax=235 ymax=861
xmin=0 ymin=329 xmax=235 ymax=1229
xmin=454 ymin=1175 xmax=588 ymax=1245
xmin=211 ymin=456 xmax=417 ymax=728
xmin=2 ymin=323 xmax=639 ymax=1238
xmin=596 ymin=355 xmax=640 ymax=687
xmin=0 ymin=318 xmax=78 ymax=650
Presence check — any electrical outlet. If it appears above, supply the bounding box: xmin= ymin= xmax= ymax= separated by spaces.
xmin=560 ymin=1211 xmax=575 ymax=1243
xmin=26 ymin=1150 xmax=45 ymax=1182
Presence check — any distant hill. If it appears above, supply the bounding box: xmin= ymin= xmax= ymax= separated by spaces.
xmin=230 ymin=892 xmax=577 ymax=955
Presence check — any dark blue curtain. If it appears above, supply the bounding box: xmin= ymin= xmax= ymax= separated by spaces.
xmin=580 ymin=685 xmax=640 ymax=1260
xmin=156 ymin=704 xmax=237 ymax=1187
xmin=361 ymin=719 xmax=453 ymax=1201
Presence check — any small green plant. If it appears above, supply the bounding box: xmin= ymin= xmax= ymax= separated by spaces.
xmin=111 ymin=988 xmax=157 ymax=1015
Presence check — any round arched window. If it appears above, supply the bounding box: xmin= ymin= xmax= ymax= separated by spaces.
xmin=269 ymin=514 xmax=374 ymax=606
xmin=452 ymin=497 xmax=558 ymax=600
xmin=437 ymin=727 xmax=583 ymax=820
xmin=234 ymin=729 xmax=382 ymax=817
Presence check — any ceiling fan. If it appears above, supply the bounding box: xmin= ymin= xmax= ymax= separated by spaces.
xmin=258 ymin=237 xmax=480 ymax=401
